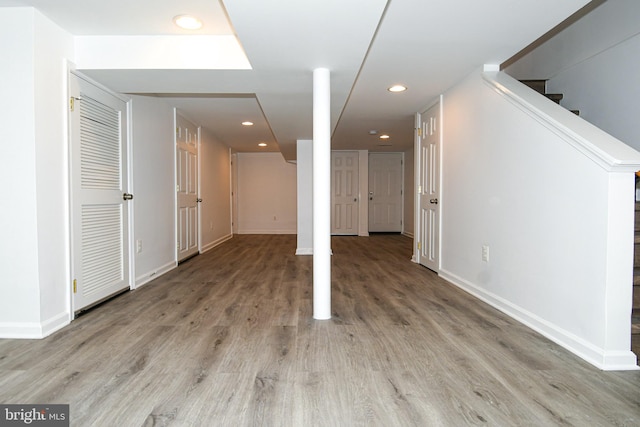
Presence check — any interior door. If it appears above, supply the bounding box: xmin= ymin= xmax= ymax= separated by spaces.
xmin=418 ymin=98 xmax=441 ymax=272
xmin=369 ymin=152 xmax=403 ymax=232
xmin=69 ymin=72 xmax=131 ymax=311
xmin=176 ymin=112 xmax=199 ymax=262
xmin=331 ymin=151 xmax=359 ymax=235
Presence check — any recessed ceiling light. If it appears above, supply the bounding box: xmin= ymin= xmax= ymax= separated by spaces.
xmin=242 ymin=121 xmax=254 ymax=126
xmin=258 ymin=142 xmax=267 ymax=147
xmin=368 ymin=130 xmax=378 ymax=135
xmin=379 ymin=134 xmax=390 ymax=139
xmin=388 ymin=85 xmax=407 ymax=93
xmin=173 ymin=15 xmax=203 ymax=30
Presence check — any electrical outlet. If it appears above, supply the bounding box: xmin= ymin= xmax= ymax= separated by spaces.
xmin=482 ymin=245 xmax=489 ymax=262
xmin=136 ymin=239 xmax=143 ymax=254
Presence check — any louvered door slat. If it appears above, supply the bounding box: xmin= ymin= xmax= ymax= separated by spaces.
xmin=81 ymin=205 xmax=123 ymax=296
xmin=80 ymin=94 xmax=121 ymax=190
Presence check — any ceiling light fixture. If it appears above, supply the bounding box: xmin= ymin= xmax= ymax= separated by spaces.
xmin=258 ymin=142 xmax=267 ymax=147
xmin=173 ymin=15 xmax=203 ymax=30
xmin=368 ymin=130 xmax=378 ymax=135
xmin=379 ymin=134 xmax=390 ymax=139
xmin=242 ymin=121 xmax=254 ymax=126
xmin=387 ymin=85 xmax=407 ymax=93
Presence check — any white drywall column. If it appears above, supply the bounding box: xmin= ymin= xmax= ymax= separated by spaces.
xmin=313 ymin=68 xmax=331 ymax=320
xmin=296 ymin=139 xmax=313 ymax=255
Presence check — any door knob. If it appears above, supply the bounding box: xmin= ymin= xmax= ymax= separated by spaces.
xmin=354 ymin=198 xmax=357 ymax=202
xmin=429 ymin=198 xmax=438 ymax=204
xmin=196 ymin=198 xmax=203 ymax=203
xmin=123 ymin=193 xmax=133 ymax=200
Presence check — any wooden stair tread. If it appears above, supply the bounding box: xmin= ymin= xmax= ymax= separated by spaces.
xmin=545 ymin=93 xmax=563 ymax=103
xmin=519 ymin=79 xmax=547 ymax=94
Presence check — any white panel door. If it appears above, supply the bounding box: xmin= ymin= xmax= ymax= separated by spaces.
xmin=331 ymin=151 xmax=359 ymax=235
xmin=70 ymin=73 xmax=131 ymax=311
xmin=369 ymin=152 xmax=403 ymax=232
xmin=418 ymin=99 xmax=441 ymax=272
xmin=176 ymin=113 xmax=199 ymax=262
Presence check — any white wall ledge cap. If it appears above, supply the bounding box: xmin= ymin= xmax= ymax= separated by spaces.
xmin=483 ymin=71 xmax=640 ymax=172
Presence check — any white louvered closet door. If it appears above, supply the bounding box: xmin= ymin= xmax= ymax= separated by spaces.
xmin=70 ymin=73 xmax=130 ymax=312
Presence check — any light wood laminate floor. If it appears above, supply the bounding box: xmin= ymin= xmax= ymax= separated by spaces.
xmin=1 ymin=234 xmax=639 ymax=426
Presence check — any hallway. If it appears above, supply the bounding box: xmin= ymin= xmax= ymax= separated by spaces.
xmin=0 ymin=234 xmax=638 ymax=426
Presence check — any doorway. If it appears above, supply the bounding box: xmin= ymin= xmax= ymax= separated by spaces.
xmin=175 ymin=112 xmax=200 ymax=262
xmin=369 ymin=152 xmax=403 ymax=232
xmin=416 ymin=97 xmax=442 ymax=272
xmin=331 ymin=151 xmax=359 ymax=235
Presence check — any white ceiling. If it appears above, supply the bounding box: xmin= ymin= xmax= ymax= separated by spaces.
xmin=1 ymin=0 xmax=591 ymax=160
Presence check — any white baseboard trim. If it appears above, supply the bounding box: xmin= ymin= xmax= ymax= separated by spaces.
xmin=439 ymin=269 xmax=639 ymax=371
xmin=0 ymin=322 xmax=44 ymax=339
xmin=403 ymin=231 xmax=414 ymax=239
xmin=135 ymin=260 xmax=177 ymax=289
xmin=0 ymin=311 xmax=70 ymax=339
xmin=41 ymin=311 xmax=71 ymax=337
xmin=236 ymin=229 xmax=296 ymax=234
xmin=201 ymin=233 xmax=233 ymax=253
xmin=296 ymin=248 xmax=313 ymax=255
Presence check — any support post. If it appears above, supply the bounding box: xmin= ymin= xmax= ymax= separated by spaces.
xmin=313 ymin=68 xmax=331 ymax=320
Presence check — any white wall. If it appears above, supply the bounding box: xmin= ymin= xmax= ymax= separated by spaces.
xmin=199 ymin=128 xmax=232 ymax=251
xmin=0 ymin=8 xmax=41 ymax=335
xmin=438 ymin=68 xmax=640 ymax=369
xmin=296 ymin=140 xmax=313 ymax=254
xmin=129 ymin=95 xmax=176 ymax=287
xmin=33 ymin=9 xmax=75 ymax=332
xmin=505 ymin=0 xmax=640 ymax=151
xmin=236 ymin=152 xmax=297 ymax=234
xmin=0 ymin=8 xmax=74 ymax=337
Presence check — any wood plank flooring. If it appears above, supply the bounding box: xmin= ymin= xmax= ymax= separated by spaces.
xmin=1 ymin=234 xmax=639 ymax=426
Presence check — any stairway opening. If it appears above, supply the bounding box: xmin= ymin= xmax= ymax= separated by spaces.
xmin=519 ymin=79 xmax=580 ymax=116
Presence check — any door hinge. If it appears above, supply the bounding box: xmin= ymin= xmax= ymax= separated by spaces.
xmin=417 ymin=242 xmax=421 ymax=250
xmin=73 ymin=279 xmax=77 ymax=294
xmin=417 ymin=128 xmax=422 ymax=137
xmin=69 ymin=97 xmax=81 ymax=112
